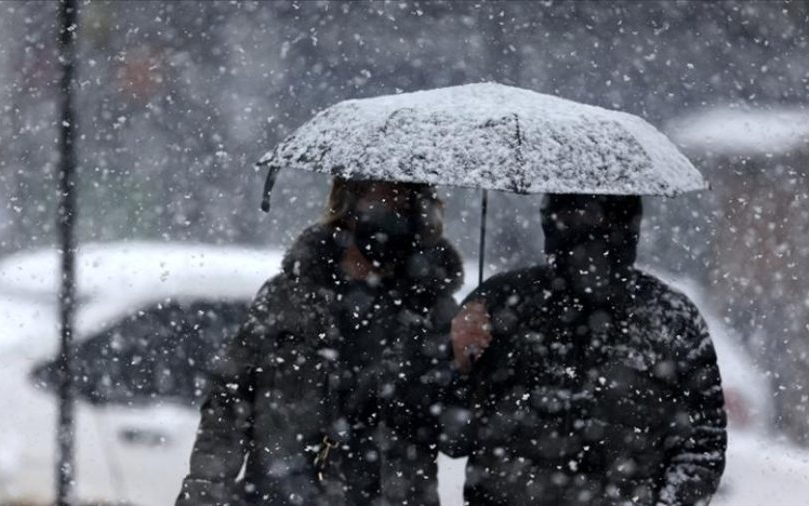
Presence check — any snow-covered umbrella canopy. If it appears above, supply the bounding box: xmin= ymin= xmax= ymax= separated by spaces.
xmin=258 ymin=82 xmax=706 ymax=210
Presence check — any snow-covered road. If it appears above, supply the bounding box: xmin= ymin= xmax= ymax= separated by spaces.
xmin=438 ymin=432 xmax=809 ymax=505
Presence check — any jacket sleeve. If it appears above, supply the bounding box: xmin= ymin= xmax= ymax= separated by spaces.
xmin=656 ymin=304 xmax=728 ymax=506
xmin=176 ymin=281 xmax=276 ymax=506
xmin=372 ymin=294 xmax=458 ymax=505
xmin=437 ymin=283 xmax=496 ymax=458
xmin=382 ymin=294 xmax=459 ymax=442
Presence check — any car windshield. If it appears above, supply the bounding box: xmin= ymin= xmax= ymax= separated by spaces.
xmin=32 ymin=300 xmax=250 ymax=406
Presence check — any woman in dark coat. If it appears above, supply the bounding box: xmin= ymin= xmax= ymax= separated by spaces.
xmin=443 ymin=194 xmax=726 ymax=506
xmin=176 ymin=178 xmax=463 ymax=506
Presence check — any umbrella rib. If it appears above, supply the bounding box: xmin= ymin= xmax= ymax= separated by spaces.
xmin=381 ymin=107 xmax=415 ymax=135
xmin=513 ymin=113 xmax=526 ymax=191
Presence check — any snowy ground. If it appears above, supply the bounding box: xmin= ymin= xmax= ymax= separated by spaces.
xmin=437 ymin=433 xmax=809 ymax=506
xmin=712 ymin=433 xmax=809 ymax=506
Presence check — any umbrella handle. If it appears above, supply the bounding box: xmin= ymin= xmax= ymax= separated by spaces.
xmin=478 ymin=189 xmax=488 ymax=286
xmin=259 ymin=163 xmax=281 ymax=213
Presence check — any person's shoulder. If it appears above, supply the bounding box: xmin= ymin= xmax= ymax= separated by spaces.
xmin=633 ymin=270 xmax=700 ymax=311
xmin=281 ymin=223 xmax=345 ymax=277
xmin=251 ymin=223 xmax=332 ymax=309
xmin=246 ymin=274 xmax=286 ymax=317
xmin=632 ymin=270 xmax=708 ymax=337
xmin=466 ymin=264 xmax=549 ymax=304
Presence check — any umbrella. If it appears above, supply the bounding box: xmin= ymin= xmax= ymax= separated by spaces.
xmin=257 ymin=82 xmax=706 ymax=283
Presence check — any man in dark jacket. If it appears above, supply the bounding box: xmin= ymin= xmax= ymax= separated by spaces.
xmin=443 ymin=194 xmax=727 ymax=505
xmin=176 ymin=180 xmax=463 ymax=506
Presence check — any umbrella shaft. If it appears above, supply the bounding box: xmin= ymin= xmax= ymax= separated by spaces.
xmin=478 ymin=189 xmax=488 ymax=286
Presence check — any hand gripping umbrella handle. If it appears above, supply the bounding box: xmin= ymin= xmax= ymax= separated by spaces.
xmin=258 ymin=162 xmax=281 ymax=213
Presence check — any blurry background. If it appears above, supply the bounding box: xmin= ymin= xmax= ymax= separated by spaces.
xmin=1 ymin=1 xmax=808 ymax=504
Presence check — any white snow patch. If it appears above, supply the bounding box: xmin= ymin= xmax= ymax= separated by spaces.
xmin=667 ymin=107 xmax=809 ymax=156
xmin=0 ymin=242 xmax=279 ymax=301
xmin=0 ymin=243 xmax=281 ymax=354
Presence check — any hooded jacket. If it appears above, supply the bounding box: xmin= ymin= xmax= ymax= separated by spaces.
xmin=176 ymin=224 xmax=463 ymax=506
xmin=442 ymin=196 xmax=726 ymax=506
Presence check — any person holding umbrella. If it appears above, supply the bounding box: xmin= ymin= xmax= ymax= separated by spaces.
xmin=176 ymin=177 xmax=463 ymax=505
xmin=444 ymin=193 xmax=727 ymax=505
xmin=218 ymin=82 xmax=723 ymax=504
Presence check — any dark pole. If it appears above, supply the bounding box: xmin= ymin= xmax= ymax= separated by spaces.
xmin=478 ymin=189 xmax=488 ymax=286
xmin=56 ymin=0 xmax=78 ymax=504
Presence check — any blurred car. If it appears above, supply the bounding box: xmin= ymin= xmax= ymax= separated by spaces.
xmin=0 ymin=242 xmax=280 ymax=506
xmin=0 ymin=244 xmax=803 ymax=505
xmin=31 ymin=299 xmax=250 ymax=407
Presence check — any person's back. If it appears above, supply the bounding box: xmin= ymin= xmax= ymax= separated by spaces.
xmin=444 ymin=195 xmax=726 ymax=505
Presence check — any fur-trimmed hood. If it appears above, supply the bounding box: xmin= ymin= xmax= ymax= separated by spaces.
xmin=280 ymin=223 xmax=464 ymax=302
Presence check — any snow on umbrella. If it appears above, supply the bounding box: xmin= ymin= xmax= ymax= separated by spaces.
xmin=258 ymin=82 xmax=705 ymax=201
xmin=257 ymin=82 xmax=706 ymax=281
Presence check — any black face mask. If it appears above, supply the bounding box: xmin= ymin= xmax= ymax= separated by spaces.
xmin=354 ymin=208 xmax=418 ymax=268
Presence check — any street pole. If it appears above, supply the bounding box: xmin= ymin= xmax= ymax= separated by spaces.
xmin=56 ymin=0 xmax=78 ymax=504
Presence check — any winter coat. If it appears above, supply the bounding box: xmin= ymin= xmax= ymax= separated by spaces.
xmin=176 ymin=224 xmax=462 ymax=506
xmin=441 ymin=265 xmax=727 ymax=506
